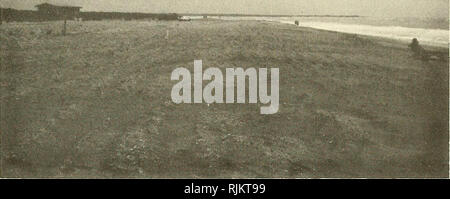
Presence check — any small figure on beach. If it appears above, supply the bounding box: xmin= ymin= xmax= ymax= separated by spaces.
xmin=408 ymin=38 xmax=429 ymax=61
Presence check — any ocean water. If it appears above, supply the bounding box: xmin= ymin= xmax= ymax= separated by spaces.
xmin=207 ymin=16 xmax=449 ymax=47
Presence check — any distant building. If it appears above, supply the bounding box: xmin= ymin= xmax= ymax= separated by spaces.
xmin=35 ymin=3 xmax=82 ymax=21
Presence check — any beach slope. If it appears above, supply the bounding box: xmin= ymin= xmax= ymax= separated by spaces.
xmin=0 ymin=20 xmax=448 ymax=178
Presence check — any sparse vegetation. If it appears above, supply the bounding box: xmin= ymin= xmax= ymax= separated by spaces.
xmin=0 ymin=20 xmax=448 ymax=178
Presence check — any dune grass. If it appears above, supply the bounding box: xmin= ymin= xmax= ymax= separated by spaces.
xmin=0 ymin=19 xmax=448 ymax=178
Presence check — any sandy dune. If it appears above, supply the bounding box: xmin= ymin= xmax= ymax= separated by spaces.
xmin=0 ymin=19 xmax=448 ymax=178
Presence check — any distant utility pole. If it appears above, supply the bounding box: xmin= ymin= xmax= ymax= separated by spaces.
xmin=1 ymin=7 xmax=3 ymax=25
xmin=63 ymin=15 xmax=67 ymax=36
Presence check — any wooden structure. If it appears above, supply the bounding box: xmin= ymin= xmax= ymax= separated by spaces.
xmin=35 ymin=3 xmax=82 ymax=36
xmin=35 ymin=3 xmax=81 ymax=21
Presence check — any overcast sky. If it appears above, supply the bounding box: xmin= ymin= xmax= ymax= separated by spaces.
xmin=0 ymin=0 xmax=448 ymax=18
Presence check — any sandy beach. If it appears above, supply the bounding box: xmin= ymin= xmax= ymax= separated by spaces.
xmin=0 ymin=19 xmax=448 ymax=178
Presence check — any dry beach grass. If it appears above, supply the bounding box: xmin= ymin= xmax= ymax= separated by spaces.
xmin=0 ymin=19 xmax=448 ymax=178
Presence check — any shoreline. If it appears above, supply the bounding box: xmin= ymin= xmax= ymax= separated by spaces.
xmin=208 ymin=17 xmax=449 ymax=48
